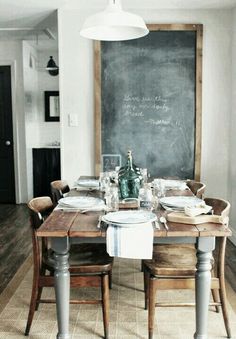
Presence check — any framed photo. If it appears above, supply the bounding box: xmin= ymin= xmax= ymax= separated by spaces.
xmin=45 ymin=91 xmax=60 ymax=122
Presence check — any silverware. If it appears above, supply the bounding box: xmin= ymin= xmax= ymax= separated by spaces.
xmin=97 ymin=215 xmax=103 ymax=229
xmin=154 ymin=220 xmax=160 ymax=230
xmin=159 ymin=216 xmax=169 ymax=231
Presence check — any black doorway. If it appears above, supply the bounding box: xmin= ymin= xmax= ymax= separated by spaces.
xmin=0 ymin=66 xmax=15 ymax=203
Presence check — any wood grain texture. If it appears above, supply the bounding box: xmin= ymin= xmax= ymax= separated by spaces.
xmin=69 ymin=212 xmax=102 ymax=237
xmin=195 ymin=24 xmax=203 ymax=181
xmin=36 ymin=184 xmax=232 ymax=239
xmin=36 ymin=211 xmax=77 ymax=237
xmin=0 ymin=204 xmax=31 ymax=294
xmin=94 ymin=41 xmax=102 ymax=176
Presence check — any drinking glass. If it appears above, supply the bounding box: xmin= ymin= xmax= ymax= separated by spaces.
xmin=105 ymin=186 xmax=119 ymax=211
xmin=153 ymin=179 xmax=166 ymax=198
xmin=99 ymin=172 xmax=110 ymax=191
xmin=138 ymin=185 xmax=153 ymax=211
xmin=140 ymin=168 xmax=148 ymax=184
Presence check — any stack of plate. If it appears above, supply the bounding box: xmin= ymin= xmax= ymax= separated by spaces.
xmin=58 ymin=196 xmax=105 ymax=210
xmin=162 ymin=180 xmax=188 ymax=190
xmin=75 ymin=178 xmax=99 ymax=189
xmin=159 ymin=196 xmax=204 ymax=211
xmin=102 ymin=210 xmax=157 ymax=227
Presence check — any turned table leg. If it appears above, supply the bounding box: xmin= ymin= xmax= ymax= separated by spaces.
xmin=194 ymin=237 xmax=215 ymax=339
xmin=51 ymin=237 xmax=71 ymax=339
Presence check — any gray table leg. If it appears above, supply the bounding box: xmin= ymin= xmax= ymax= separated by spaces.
xmin=51 ymin=237 xmax=71 ymax=339
xmin=194 ymin=237 xmax=215 ymax=339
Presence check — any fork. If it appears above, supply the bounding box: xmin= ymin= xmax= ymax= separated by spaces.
xmin=153 ymin=220 xmax=160 ymax=230
xmin=159 ymin=216 xmax=169 ymax=231
xmin=97 ymin=215 xmax=103 ymax=229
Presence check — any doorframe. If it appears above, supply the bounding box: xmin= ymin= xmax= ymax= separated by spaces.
xmin=0 ymin=60 xmax=20 ymax=203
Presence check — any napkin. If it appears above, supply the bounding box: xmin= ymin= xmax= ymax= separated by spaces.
xmin=153 ymin=179 xmax=189 ymax=191
xmin=106 ymin=222 xmax=154 ymax=259
xmin=184 ymin=202 xmax=212 ymax=217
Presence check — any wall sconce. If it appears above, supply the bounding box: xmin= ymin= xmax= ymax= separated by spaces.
xmin=46 ymin=56 xmax=59 ymax=76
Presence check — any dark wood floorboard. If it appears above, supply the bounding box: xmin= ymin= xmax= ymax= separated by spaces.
xmin=0 ymin=204 xmax=31 ymax=294
xmin=0 ymin=203 xmax=235 ymax=295
xmin=225 ymin=238 xmax=236 ymax=292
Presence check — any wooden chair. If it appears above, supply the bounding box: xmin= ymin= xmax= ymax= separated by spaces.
xmin=50 ymin=180 xmax=113 ymax=289
xmin=25 ymin=196 xmax=113 ymax=338
xmin=186 ymin=179 xmax=206 ymax=198
xmin=50 ymin=180 xmax=70 ymax=206
xmin=143 ymin=198 xmax=231 ymax=339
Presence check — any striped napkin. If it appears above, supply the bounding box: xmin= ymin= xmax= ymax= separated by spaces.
xmin=106 ymin=222 xmax=154 ymax=259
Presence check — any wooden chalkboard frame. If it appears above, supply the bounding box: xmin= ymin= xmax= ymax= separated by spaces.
xmin=94 ymin=24 xmax=202 ymax=180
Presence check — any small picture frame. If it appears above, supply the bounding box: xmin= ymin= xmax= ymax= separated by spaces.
xmin=45 ymin=91 xmax=60 ymax=122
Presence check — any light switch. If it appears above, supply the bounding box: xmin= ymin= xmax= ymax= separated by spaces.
xmin=68 ymin=114 xmax=79 ymax=127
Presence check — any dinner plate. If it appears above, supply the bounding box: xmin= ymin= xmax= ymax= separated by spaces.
xmin=58 ymin=196 xmax=104 ymax=209
xmin=162 ymin=180 xmax=188 ymax=190
xmin=102 ymin=210 xmax=157 ymax=226
xmin=75 ymin=179 xmax=99 ymax=188
xmin=160 ymin=196 xmax=203 ymax=210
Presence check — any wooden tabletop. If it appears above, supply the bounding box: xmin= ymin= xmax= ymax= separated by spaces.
xmin=36 ymin=187 xmax=232 ymax=239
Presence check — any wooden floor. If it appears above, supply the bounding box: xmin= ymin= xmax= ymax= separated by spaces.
xmin=0 ymin=204 xmax=31 ymax=294
xmin=0 ymin=203 xmax=236 ymax=295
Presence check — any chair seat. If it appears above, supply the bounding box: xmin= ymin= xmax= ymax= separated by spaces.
xmin=44 ymin=243 xmax=113 ymax=274
xmin=143 ymin=244 xmax=197 ymax=277
xmin=70 ymin=243 xmax=113 ymax=273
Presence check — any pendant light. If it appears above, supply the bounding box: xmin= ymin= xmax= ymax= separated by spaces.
xmin=46 ymin=56 xmax=59 ymax=76
xmin=80 ymin=0 xmax=149 ymax=41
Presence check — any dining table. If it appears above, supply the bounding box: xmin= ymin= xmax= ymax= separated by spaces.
xmin=36 ymin=178 xmax=232 ymax=339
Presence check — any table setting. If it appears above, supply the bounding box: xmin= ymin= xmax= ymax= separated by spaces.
xmin=36 ymin=160 xmax=232 ymax=339
xmin=73 ymin=177 xmax=100 ymax=190
xmin=103 ymin=210 xmax=156 ymax=259
xmin=55 ymin=196 xmax=107 ymax=213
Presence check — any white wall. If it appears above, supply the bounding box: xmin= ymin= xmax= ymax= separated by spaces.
xmin=23 ymin=41 xmax=40 ymax=199
xmin=229 ymin=8 xmax=236 ymax=244
xmin=37 ymin=49 xmax=60 ymax=145
xmin=58 ymin=8 xmax=232 ymax=198
xmin=23 ymin=42 xmax=60 ymax=199
xmin=0 ymin=41 xmax=28 ymax=203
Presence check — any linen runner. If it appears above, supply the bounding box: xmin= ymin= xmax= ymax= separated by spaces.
xmin=106 ymin=222 xmax=154 ymax=259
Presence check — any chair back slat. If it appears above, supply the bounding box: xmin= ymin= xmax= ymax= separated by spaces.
xmin=187 ymin=180 xmax=206 ymax=198
xmin=50 ymin=180 xmax=70 ymax=206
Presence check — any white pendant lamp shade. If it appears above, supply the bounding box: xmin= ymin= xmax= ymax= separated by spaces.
xmin=80 ymin=0 xmax=149 ymax=41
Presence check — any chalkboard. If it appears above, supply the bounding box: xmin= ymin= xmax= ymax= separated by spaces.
xmin=95 ymin=24 xmax=202 ymax=180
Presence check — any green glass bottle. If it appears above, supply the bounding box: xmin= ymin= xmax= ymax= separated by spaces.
xmin=118 ymin=151 xmax=142 ymax=199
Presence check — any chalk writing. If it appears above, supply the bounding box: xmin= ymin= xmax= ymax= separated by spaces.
xmin=122 ymin=95 xmax=170 ymax=116
xmin=145 ymin=119 xmax=171 ymax=126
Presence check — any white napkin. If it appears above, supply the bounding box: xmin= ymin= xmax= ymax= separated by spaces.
xmin=106 ymin=222 xmax=154 ymax=259
xmin=184 ymin=202 xmax=212 ymax=217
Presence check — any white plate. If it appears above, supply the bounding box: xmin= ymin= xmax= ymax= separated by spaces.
xmin=75 ymin=179 xmax=99 ymax=188
xmin=58 ymin=196 xmax=104 ymax=209
xmin=102 ymin=210 xmax=157 ymax=226
xmin=163 ymin=180 xmax=188 ymax=190
xmin=160 ymin=196 xmax=203 ymax=209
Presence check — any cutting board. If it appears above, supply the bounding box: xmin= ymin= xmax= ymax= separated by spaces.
xmin=166 ymin=212 xmax=228 ymax=225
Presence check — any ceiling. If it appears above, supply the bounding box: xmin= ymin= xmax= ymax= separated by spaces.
xmin=0 ymin=0 xmax=236 ymax=46
xmin=0 ymin=0 xmax=236 ymax=30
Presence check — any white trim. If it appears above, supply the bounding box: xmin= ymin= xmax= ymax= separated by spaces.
xmin=0 ymin=60 xmax=20 ymax=203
